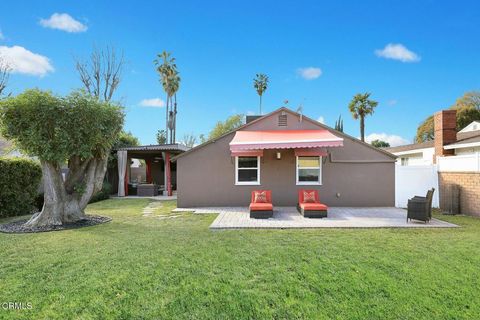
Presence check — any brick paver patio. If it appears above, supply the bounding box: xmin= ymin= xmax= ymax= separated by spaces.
xmin=174 ymin=207 xmax=458 ymax=229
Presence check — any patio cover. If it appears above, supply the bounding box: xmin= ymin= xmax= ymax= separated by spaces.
xmin=229 ymin=130 xmax=343 ymax=154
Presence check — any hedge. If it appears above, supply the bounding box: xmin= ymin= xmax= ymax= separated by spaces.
xmin=0 ymin=157 xmax=42 ymax=218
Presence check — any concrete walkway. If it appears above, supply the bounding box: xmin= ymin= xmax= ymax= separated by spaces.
xmin=173 ymin=207 xmax=458 ymax=229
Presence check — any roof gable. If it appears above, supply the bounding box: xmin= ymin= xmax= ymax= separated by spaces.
xmin=459 ymin=121 xmax=480 ymax=133
xmin=175 ymin=107 xmax=396 ymax=160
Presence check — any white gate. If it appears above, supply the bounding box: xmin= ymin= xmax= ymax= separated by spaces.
xmin=395 ymin=165 xmax=439 ymax=208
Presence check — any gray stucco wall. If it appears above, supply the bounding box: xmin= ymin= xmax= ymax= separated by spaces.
xmin=177 ymin=110 xmax=395 ymax=207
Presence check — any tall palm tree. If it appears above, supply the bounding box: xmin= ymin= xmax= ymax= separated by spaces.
xmin=348 ymin=92 xmax=378 ymax=142
xmin=155 ymin=51 xmax=179 ymax=144
xmin=166 ymin=70 xmax=180 ymax=143
xmin=253 ymin=74 xmax=269 ymax=114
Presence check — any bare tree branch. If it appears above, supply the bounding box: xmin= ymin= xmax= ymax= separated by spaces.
xmin=0 ymin=57 xmax=11 ymax=97
xmin=74 ymin=46 xmax=124 ymax=101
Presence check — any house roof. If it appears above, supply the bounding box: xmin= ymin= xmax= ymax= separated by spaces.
xmin=385 ymin=130 xmax=480 ymax=154
xmin=174 ymin=107 xmax=397 ymax=160
xmin=384 ymin=140 xmax=434 ymax=153
xmin=444 ymin=134 xmax=480 ymax=149
xmin=116 ymin=144 xmax=190 ymax=152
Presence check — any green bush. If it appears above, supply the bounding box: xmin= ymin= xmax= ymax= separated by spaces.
xmin=0 ymin=157 xmax=42 ymax=218
xmin=89 ymin=181 xmax=112 ymax=204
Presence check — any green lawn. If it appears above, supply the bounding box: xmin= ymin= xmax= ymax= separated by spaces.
xmin=1 ymin=199 xmax=480 ymax=319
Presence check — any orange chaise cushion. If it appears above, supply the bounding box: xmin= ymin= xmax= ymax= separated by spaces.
xmin=300 ymin=203 xmax=328 ymax=211
xmin=249 ymin=203 xmax=273 ymax=211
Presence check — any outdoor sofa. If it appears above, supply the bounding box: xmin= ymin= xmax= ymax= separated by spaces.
xmin=407 ymin=188 xmax=435 ymax=223
xmin=297 ymin=189 xmax=328 ymax=218
xmin=249 ymin=190 xmax=273 ymax=219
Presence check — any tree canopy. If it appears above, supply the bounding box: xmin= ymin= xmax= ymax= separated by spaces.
xmin=348 ymin=93 xmax=378 ymax=142
xmin=208 ymin=114 xmax=244 ymax=140
xmin=371 ymin=139 xmax=390 ymax=148
xmin=0 ymin=89 xmax=123 ymax=162
xmin=415 ymin=91 xmax=480 ymax=143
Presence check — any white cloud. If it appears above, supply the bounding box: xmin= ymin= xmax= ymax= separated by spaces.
xmin=317 ymin=116 xmax=325 ymax=124
xmin=246 ymin=110 xmax=256 ymax=115
xmin=375 ymin=43 xmax=420 ymax=63
xmin=0 ymin=30 xmax=4 ymax=40
xmin=387 ymin=99 xmax=398 ymax=106
xmin=364 ymin=133 xmax=410 ymax=147
xmin=39 ymin=13 xmax=87 ymax=33
xmin=139 ymin=98 xmax=166 ymax=108
xmin=0 ymin=46 xmax=54 ymax=76
xmin=297 ymin=67 xmax=322 ymax=80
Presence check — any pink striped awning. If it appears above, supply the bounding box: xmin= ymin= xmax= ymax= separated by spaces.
xmin=230 ymin=130 xmax=343 ymax=153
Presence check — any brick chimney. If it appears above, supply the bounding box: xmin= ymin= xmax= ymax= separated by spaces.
xmin=433 ymin=110 xmax=456 ymax=163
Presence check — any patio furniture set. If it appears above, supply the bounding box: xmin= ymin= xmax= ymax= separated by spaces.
xmin=249 ymin=188 xmax=436 ymax=223
xmin=249 ymin=189 xmax=328 ymax=219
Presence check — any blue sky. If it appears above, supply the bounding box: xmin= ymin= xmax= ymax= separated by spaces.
xmin=1 ymin=1 xmax=479 ymax=146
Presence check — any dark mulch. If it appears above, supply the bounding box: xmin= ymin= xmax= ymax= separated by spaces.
xmin=0 ymin=215 xmax=111 ymax=234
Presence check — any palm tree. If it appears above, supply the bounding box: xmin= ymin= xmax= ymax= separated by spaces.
xmin=155 ymin=51 xmax=180 ymax=144
xmin=253 ymin=74 xmax=269 ymax=114
xmin=348 ymin=93 xmax=378 ymax=142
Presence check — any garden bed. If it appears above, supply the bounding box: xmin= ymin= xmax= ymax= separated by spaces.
xmin=0 ymin=215 xmax=111 ymax=233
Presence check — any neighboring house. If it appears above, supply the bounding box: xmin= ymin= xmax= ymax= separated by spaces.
xmin=386 ymin=116 xmax=480 ymax=166
xmin=386 ymin=110 xmax=480 ymax=216
xmin=175 ymin=107 xmax=396 ymax=207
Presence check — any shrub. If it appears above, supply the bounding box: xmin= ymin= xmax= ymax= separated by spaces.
xmin=0 ymin=158 xmax=42 ymax=218
xmin=89 ymin=181 xmax=112 ymax=204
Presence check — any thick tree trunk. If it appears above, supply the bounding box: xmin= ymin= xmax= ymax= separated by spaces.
xmin=25 ymin=157 xmax=108 ymax=228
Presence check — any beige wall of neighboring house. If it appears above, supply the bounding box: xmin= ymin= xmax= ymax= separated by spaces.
xmin=176 ymin=108 xmax=396 ymax=208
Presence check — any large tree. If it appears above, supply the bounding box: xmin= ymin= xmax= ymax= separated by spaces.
xmin=253 ymin=73 xmax=269 ymax=115
xmin=348 ymin=92 xmax=378 ymax=142
xmin=75 ymin=46 xmax=124 ymax=102
xmin=415 ymin=91 xmax=480 ymax=143
xmin=155 ymin=51 xmax=181 ymax=144
xmin=0 ymin=89 xmax=123 ymax=227
xmin=208 ymin=114 xmax=244 ymax=140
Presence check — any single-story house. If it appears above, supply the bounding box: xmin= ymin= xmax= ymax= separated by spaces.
xmin=174 ymin=107 xmax=396 ymax=207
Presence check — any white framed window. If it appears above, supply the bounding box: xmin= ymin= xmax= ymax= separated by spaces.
xmin=235 ymin=156 xmax=261 ymax=185
xmin=296 ymin=156 xmax=322 ymax=185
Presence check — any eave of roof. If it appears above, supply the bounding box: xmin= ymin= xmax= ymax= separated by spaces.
xmin=385 ymin=140 xmax=434 ymax=153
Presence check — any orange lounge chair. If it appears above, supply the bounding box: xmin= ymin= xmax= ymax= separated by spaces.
xmin=249 ymin=190 xmax=273 ymax=219
xmin=297 ymin=189 xmax=328 ymax=218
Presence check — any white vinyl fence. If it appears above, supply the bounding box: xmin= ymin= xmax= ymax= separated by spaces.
xmin=437 ymin=153 xmax=480 ymax=172
xmin=395 ymin=165 xmax=439 ymax=208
